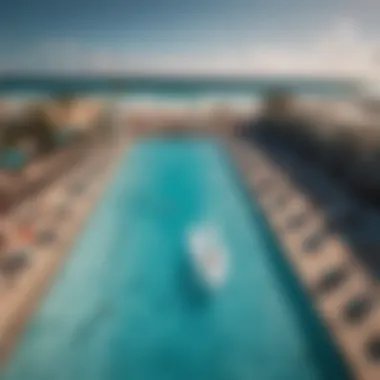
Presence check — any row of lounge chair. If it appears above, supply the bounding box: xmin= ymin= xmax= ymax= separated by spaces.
xmin=0 ymin=134 xmax=115 ymax=285
xmin=241 ymin=91 xmax=380 ymax=208
xmin=237 ymin=91 xmax=380 ymax=276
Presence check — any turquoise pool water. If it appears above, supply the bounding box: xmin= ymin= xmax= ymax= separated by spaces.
xmin=2 ymin=139 xmax=349 ymax=380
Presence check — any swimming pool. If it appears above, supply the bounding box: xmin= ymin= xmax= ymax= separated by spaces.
xmin=2 ymin=138 xmax=350 ymax=380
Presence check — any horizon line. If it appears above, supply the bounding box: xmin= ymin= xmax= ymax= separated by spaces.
xmin=0 ymin=71 xmax=360 ymax=81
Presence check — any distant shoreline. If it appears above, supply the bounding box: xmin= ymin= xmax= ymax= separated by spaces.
xmin=0 ymin=75 xmax=357 ymax=99
xmin=0 ymin=73 xmax=359 ymax=80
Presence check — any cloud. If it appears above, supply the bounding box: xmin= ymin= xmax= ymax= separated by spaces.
xmin=1 ymin=18 xmax=378 ymax=77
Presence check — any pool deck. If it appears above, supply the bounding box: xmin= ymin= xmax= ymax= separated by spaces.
xmin=229 ymin=138 xmax=380 ymax=380
xmin=0 ymin=137 xmax=129 ymax=364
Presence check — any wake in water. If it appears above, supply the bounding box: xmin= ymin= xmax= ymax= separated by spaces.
xmin=186 ymin=223 xmax=229 ymax=290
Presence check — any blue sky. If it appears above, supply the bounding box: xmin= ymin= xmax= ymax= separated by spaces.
xmin=0 ymin=0 xmax=378 ymax=75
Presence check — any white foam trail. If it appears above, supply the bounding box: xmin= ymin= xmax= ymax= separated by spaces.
xmin=187 ymin=223 xmax=229 ymax=289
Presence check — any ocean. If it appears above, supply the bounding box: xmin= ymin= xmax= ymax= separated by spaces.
xmin=0 ymin=75 xmax=358 ymax=102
